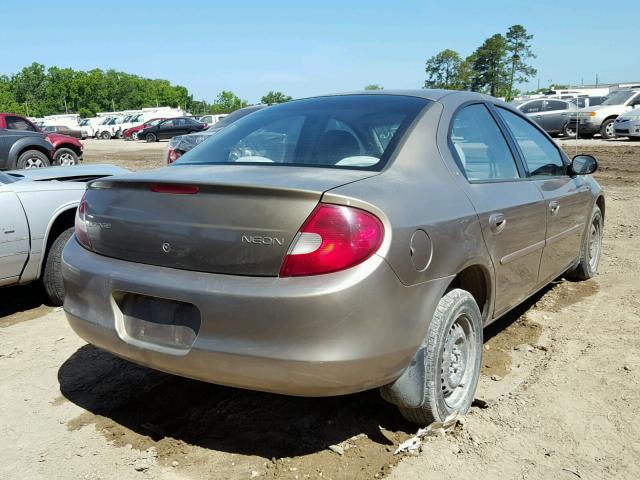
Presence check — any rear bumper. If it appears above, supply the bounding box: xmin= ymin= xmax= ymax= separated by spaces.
xmin=566 ymin=119 xmax=600 ymax=135
xmin=62 ymin=238 xmax=451 ymax=396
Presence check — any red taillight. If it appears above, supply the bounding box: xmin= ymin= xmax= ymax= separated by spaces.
xmin=280 ymin=204 xmax=384 ymax=277
xmin=150 ymin=183 xmax=199 ymax=194
xmin=75 ymin=192 xmax=93 ymax=250
xmin=167 ymin=148 xmax=181 ymax=164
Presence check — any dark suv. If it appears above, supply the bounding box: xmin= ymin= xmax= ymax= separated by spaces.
xmin=0 ymin=113 xmax=84 ymax=167
xmin=0 ymin=119 xmax=54 ymax=169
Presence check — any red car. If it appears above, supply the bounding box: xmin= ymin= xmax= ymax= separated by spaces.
xmin=123 ymin=118 xmax=166 ymax=140
xmin=0 ymin=113 xmax=83 ymax=166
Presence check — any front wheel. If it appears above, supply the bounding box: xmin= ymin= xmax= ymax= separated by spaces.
xmin=54 ymin=148 xmax=78 ymax=166
xmin=146 ymin=133 xmax=157 ymax=143
xmin=600 ymin=119 xmax=616 ymax=139
xmin=17 ymin=150 xmax=50 ymax=169
xmin=390 ymin=289 xmax=483 ymax=425
xmin=100 ymin=130 xmax=112 ymax=140
xmin=567 ymin=205 xmax=603 ymax=281
xmin=43 ymin=227 xmax=74 ymax=306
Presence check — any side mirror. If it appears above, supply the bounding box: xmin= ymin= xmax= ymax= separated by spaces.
xmin=570 ymin=155 xmax=598 ymax=175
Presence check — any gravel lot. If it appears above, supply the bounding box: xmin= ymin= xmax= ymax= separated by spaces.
xmin=1 ymin=138 xmax=639 ymax=480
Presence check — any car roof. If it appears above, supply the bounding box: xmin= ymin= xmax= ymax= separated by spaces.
xmin=302 ymin=89 xmax=498 ymax=105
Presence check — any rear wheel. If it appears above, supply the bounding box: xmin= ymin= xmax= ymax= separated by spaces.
xmin=394 ymin=289 xmax=483 ymax=425
xmin=600 ymin=119 xmax=616 ymax=139
xmin=567 ymin=205 xmax=603 ymax=281
xmin=146 ymin=133 xmax=157 ymax=143
xmin=116 ymin=130 xmax=123 ymax=139
xmin=17 ymin=150 xmax=50 ymax=169
xmin=54 ymin=148 xmax=78 ymax=166
xmin=563 ymin=123 xmax=577 ymax=138
xmin=43 ymin=227 xmax=74 ymax=306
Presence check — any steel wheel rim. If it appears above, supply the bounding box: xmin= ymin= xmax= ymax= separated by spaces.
xmin=132 ymin=132 xmax=138 ymax=140
xmin=58 ymin=153 xmax=76 ymax=166
xmin=25 ymin=157 xmax=45 ymax=169
xmin=588 ymin=215 xmax=602 ymax=271
xmin=440 ymin=313 xmax=477 ymax=409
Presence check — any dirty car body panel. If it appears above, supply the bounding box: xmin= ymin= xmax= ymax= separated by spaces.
xmin=62 ymin=91 xmax=603 ymax=396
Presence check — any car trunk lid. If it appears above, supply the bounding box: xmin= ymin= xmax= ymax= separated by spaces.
xmin=84 ymin=165 xmax=377 ymax=276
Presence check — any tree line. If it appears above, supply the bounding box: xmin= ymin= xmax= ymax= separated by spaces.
xmin=423 ymin=25 xmax=536 ymax=100
xmin=1 ymin=28 xmax=536 ymax=119
xmin=0 ymin=63 xmax=293 ymax=118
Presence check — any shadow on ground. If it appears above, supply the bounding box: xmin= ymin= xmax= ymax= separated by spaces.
xmin=58 ymin=344 xmax=409 ymax=459
xmin=0 ymin=282 xmax=53 ymax=327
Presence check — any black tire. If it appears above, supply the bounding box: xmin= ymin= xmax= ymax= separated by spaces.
xmin=100 ymin=130 xmax=112 ymax=140
xmin=600 ymin=118 xmax=616 ymax=139
xmin=16 ymin=150 xmax=50 ymax=169
xmin=146 ymin=133 xmax=157 ymax=143
xmin=42 ymin=227 xmax=74 ymax=306
xmin=396 ymin=289 xmax=483 ymax=425
xmin=115 ymin=130 xmax=123 ymax=139
xmin=53 ymin=148 xmax=78 ymax=166
xmin=563 ymin=123 xmax=577 ymax=138
xmin=567 ymin=205 xmax=603 ymax=281
xmin=132 ymin=132 xmax=139 ymax=141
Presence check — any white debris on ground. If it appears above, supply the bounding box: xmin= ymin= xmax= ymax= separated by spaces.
xmin=394 ymin=411 xmax=460 ymax=455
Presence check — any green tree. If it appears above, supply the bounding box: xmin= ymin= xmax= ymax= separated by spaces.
xmin=505 ymin=25 xmax=537 ymax=101
xmin=261 ymin=91 xmax=293 ymax=104
xmin=470 ymin=34 xmax=509 ymax=97
xmin=424 ymin=49 xmax=466 ymax=89
xmin=212 ymin=90 xmax=248 ymax=113
xmin=364 ymin=84 xmax=384 ymax=90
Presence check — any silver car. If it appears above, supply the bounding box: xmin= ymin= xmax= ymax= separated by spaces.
xmin=0 ymin=165 xmax=128 ymax=304
xmin=62 ymin=91 xmax=604 ymax=425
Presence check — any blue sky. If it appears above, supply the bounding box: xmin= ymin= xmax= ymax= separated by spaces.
xmin=1 ymin=1 xmax=637 ymax=103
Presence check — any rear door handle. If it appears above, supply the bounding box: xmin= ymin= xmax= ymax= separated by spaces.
xmin=549 ymin=201 xmax=560 ymax=216
xmin=489 ymin=213 xmax=507 ymax=233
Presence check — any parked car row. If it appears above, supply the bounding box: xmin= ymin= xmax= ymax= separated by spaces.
xmin=514 ymin=89 xmax=640 ymax=139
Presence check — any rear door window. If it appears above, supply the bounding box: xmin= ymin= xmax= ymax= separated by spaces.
xmin=497 ymin=107 xmax=566 ymax=177
xmin=544 ymin=100 xmax=568 ymax=111
xmin=450 ymin=104 xmax=521 ymax=181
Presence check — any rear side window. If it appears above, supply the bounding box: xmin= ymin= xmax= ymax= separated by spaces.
xmin=450 ymin=104 xmax=520 ymax=181
xmin=545 ymin=100 xmax=567 ymax=111
xmin=175 ymin=95 xmax=430 ymax=171
xmin=497 ymin=107 xmax=565 ymax=177
xmin=6 ymin=116 xmax=37 ymax=132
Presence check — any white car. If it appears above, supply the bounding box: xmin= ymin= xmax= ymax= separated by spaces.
xmin=115 ymin=113 xmax=145 ymax=138
xmin=564 ymin=89 xmax=640 ymax=139
xmin=78 ymin=118 xmax=102 ymax=139
xmin=614 ymin=108 xmax=640 ymax=139
xmin=0 ymin=164 xmax=128 ymax=304
xmin=198 ymin=114 xmax=227 ymax=125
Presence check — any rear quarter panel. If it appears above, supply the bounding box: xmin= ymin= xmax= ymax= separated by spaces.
xmin=324 ymin=100 xmax=492 ymax=288
xmin=13 ymin=182 xmax=85 ymax=282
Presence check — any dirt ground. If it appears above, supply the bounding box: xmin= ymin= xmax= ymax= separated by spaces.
xmin=0 ymin=138 xmax=639 ymax=480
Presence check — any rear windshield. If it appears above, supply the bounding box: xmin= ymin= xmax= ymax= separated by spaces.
xmin=174 ymin=95 xmax=430 ymax=171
